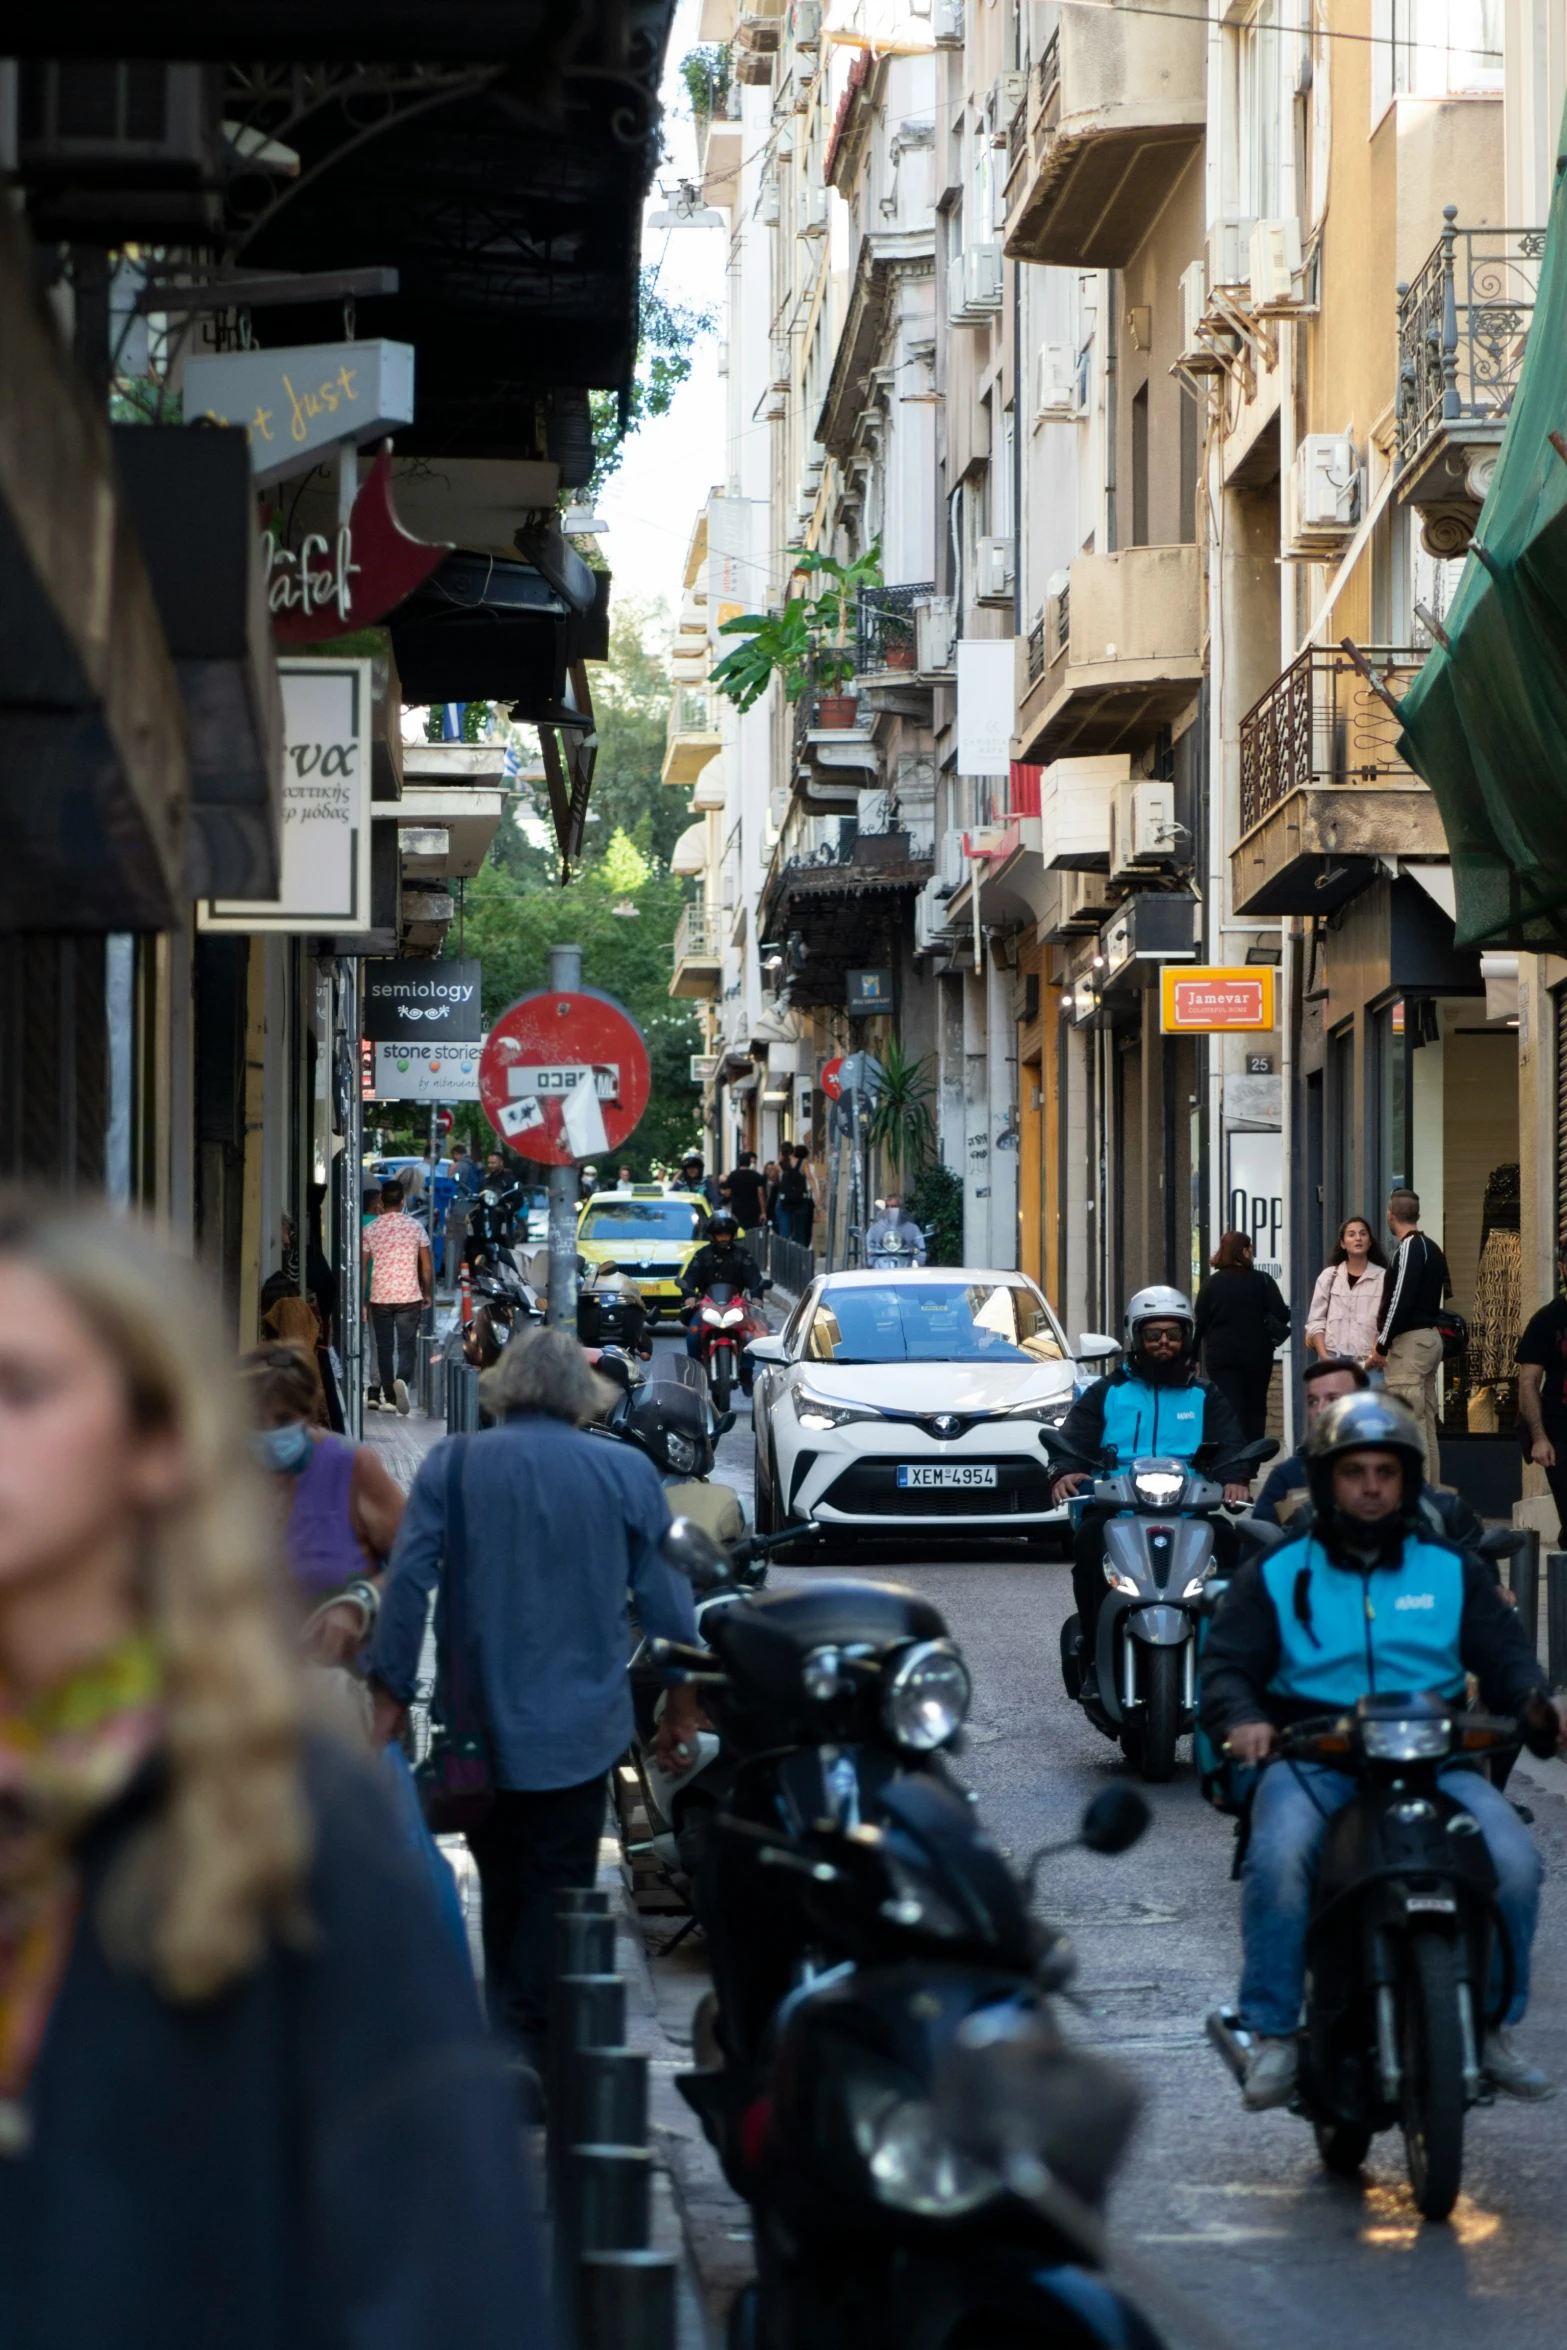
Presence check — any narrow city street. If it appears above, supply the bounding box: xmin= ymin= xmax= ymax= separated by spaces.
xmin=686 ymin=1339 xmax=1567 ymax=2350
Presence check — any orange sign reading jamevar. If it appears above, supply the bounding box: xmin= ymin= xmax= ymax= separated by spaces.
xmin=1160 ymin=966 xmax=1276 ymax=1033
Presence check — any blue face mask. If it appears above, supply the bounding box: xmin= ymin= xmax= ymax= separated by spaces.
xmin=254 ymin=1421 xmax=314 ymax=1475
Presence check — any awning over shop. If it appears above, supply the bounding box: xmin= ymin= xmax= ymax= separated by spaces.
xmin=387 ymin=553 xmax=609 ymax=714
xmin=1396 ymin=97 xmax=1567 ymax=951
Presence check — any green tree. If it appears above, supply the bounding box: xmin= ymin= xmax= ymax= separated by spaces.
xmin=589 ymin=274 xmax=714 ymax=502
xmin=453 ymin=844 xmax=702 ymax=1174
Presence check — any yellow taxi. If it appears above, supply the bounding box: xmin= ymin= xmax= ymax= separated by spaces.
xmin=576 ymin=1185 xmax=711 ymax=1323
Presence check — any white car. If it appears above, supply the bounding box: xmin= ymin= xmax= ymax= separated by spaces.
xmin=748 ymin=1267 xmax=1119 ymax=1548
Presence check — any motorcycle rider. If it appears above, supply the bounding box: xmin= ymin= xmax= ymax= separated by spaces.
xmin=1200 ymin=1390 xmax=1561 ymax=2109
xmin=1255 ymin=1356 xmax=1485 ymax=1550
xmin=679 ymin=1212 xmax=765 ymax=1362
xmin=865 ymin=1193 xmax=926 ymax=1264
xmin=1051 ymin=1286 xmax=1251 ymax=1702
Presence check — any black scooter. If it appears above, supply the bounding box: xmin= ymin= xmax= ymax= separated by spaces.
xmin=1208 ymin=1688 xmax=1538 ymax=2221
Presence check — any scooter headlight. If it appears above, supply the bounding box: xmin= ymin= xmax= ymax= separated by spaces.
xmin=664 ymin=1431 xmax=699 ymax=1474
xmin=1179 ymin=1567 xmax=1213 ymax=1599
xmin=1102 ymin=1564 xmax=1141 ymax=1595
xmin=882 ymin=1640 xmax=972 ymax=1751
xmin=1360 ymin=1717 xmax=1453 ymax=1761
xmin=1133 ymin=1469 xmax=1187 ymax=1506
xmin=846 ymin=2080 xmax=999 ymax=2216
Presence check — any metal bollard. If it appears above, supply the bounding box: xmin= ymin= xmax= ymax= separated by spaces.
xmin=572 ymin=2142 xmax=652 ymax=2253
xmin=556 ymin=1888 xmax=612 ymax=1917
xmin=577 ymin=2251 xmax=677 ymax=2350
xmin=445 ymin=1359 xmax=480 ymax=1433
xmin=1548 ymin=1552 xmax=1567 ymax=1690
xmin=1512 ymin=1529 xmax=1541 ymax=1656
xmin=554 ymin=1911 xmax=617 ymax=1982
xmin=570 ymin=2047 xmax=648 ymax=2151
xmin=547 ymin=1974 xmax=627 ymax=2187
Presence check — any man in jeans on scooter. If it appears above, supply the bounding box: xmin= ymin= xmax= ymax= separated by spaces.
xmin=1201 ymin=1390 xmax=1562 ymax=2110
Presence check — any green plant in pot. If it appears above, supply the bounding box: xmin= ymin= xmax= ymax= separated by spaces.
xmin=867 ymin=1037 xmax=937 ymax=1182
xmin=709 ymin=540 xmax=882 ymax=726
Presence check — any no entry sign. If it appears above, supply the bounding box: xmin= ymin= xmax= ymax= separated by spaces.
xmin=478 ymin=984 xmax=651 ymax=1165
xmin=821 ymin=1055 xmax=846 ymax=1101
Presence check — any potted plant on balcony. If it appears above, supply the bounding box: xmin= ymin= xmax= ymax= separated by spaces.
xmin=882 ymin=613 xmax=918 ymax=672
xmin=709 ymin=541 xmax=883 ymax=726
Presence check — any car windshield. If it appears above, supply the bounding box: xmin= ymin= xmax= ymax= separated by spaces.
xmin=582 ymin=1199 xmax=706 ymax=1242
xmin=803 ymin=1282 xmax=1066 ymax=1364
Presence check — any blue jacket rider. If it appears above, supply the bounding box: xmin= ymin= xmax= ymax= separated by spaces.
xmin=1200 ymin=1389 xmax=1561 ymax=2110
xmin=1051 ymin=1285 xmax=1250 ymax=1703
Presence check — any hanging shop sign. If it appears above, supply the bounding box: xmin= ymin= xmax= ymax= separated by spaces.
xmin=199 ymin=658 xmax=371 ymax=933
xmin=955 ymin=639 xmax=1015 ymax=779
xmin=363 ymin=955 xmax=483 ymax=1042
xmin=1228 ymin=1129 xmax=1285 ymax=1280
xmin=1159 ymin=966 xmax=1277 ymax=1034
xmin=845 ymin=967 xmax=894 ymax=1016
xmin=478 ymin=985 xmax=650 ymax=1165
xmin=267 ymin=445 xmax=449 ymax=643
xmin=371 ymin=1040 xmax=483 ymax=1103
xmin=182 ymin=340 xmax=416 ymax=488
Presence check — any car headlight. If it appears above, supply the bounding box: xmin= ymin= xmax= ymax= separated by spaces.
xmin=882 ymin=1639 xmax=972 ymax=1750
xmin=846 ymin=2081 xmax=998 ymax=2217
xmin=1361 ymin=1717 xmax=1452 ymax=1761
xmin=1006 ymin=1398 xmax=1072 ymax=1424
xmin=1134 ymin=1469 xmax=1187 ymax=1506
xmin=792 ymin=1387 xmax=877 ymax=1431
xmin=665 ymin=1432 xmax=699 ymax=1474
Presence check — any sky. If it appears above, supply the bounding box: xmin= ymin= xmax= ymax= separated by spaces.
xmin=597 ymin=0 xmax=729 ymax=627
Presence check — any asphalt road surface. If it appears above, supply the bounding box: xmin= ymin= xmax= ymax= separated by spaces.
xmin=684 ymin=1334 xmax=1567 ymax=2350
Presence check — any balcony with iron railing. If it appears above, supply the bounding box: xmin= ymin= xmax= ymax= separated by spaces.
xmin=661 ymin=682 xmax=721 ymax=791
xmin=670 ymin=900 xmax=722 ymax=1000
xmin=1232 ymin=644 xmax=1448 ymax=916
xmin=1004 ymin=2 xmax=1204 ymax=269
xmin=1395 ymin=212 xmax=1545 ymax=542
xmin=855 ymin=583 xmax=934 ymax=678
xmin=1016 ymin=546 xmax=1197 ymax=763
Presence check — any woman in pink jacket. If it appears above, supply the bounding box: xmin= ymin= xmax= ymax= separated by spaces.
xmin=1304 ymin=1216 xmax=1388 ymax=1363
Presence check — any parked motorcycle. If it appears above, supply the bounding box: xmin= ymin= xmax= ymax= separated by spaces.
xmin=686 ymin=1275 xmax=768 ymax=1412
xmin=647 ymin=1527 xmax=1165 ymax=2349
xmin=577 ymin=1258 xmax=651 ymax=1356
xmin=1208 ymin=1689 xmax=1536 ymax=2222
xmin=1055 ymin=1438 xmax=1277 ymax=1782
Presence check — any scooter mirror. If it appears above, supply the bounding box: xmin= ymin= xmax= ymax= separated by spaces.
xmin=662 ymin=1515 xmax=733 ymax=1593
xmin=1078 ymin=1786 xmax=1151 ymax=1856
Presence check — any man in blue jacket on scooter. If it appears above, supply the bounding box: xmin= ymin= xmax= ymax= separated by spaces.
xmin=1051 ymin=1285 xmax=1252 ymax=1702
xmin=1201 ymin=1390 xmax=1562 ymax=2110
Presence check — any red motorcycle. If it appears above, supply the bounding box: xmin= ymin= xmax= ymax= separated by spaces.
xmin=685 ymin=1278 xmax=765 ymax=1412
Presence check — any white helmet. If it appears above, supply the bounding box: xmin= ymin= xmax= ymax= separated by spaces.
xmin=1124 ymin=1285 xmax=1195 ymax=1351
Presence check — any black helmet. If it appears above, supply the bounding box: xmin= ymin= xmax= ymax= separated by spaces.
xmin=708 ymin=1211 xmax=739 ymax=1240
xmin=1305 ymin=1391 xmax=1424 ymax=1527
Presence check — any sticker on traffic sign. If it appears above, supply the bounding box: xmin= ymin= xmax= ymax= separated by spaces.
xmin=821 ymin=1055 xmax=846 ymax=1100
xmin=478 ymin=985 xmax=650 ymax=1166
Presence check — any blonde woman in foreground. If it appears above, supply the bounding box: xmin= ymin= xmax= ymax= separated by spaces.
xmin=0 ymin=1200 xmax=536 ymax=2350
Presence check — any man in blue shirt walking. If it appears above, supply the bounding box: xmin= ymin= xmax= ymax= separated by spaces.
xmin=371 ymin=1328 xmax=700 ymax=2072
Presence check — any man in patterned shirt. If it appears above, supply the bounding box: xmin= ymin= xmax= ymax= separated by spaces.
xmin=363 ymin=1177 xmax=432 ymax=1414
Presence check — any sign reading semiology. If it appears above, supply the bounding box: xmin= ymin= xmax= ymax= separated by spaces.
xmin=1160 ymin=967 xmax=1278 ymax=1034
xmin=363 ymin=959 xmax=483 ymax=1043
xmin=198 ymin=658 xmax=371 ymax=933
xmin=181 ymin=340 xmax=415 ymax=487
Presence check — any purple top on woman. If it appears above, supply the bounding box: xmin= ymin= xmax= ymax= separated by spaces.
xmin=286 ymin=1435 xmax=369 ymax=1599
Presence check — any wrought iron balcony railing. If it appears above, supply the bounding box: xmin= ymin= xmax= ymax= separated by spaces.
xmin=1026 ymin=612 xmax=1047 ymax=687
xmin=1396 ymin=212 xmax=1546 ymax=474
xmin=1238 ymin=645 xmax=1426 ymax=836
xmin=855 ymin=583 xmax=933 ymax=675
xmin=673 ymin=903 xmax=720 ymax=964
xmin=670 ymin=685 xmax=715 ymax=737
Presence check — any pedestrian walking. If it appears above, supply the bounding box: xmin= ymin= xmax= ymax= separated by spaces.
xmin=775 ymin=1145 xmax=811 ymax=1245
xmin=442 ymin=1141 xmax=481 ymax=1296
xmin=1304 ymin=1215 xmax=1389 ymax=1364
xmin=1515 ymin=1234 xmax=1567 ymax=1540
xmin=762 ymin=1159 xmax=782 ymax=1227
xmin=1193 ymin=1230 xmax=1292 ymax=1444
xmin=369 ymin=1327 xmax=700 ymax=2082
xmin=1368 ymin=1187 xmax=1450 ymax=1481
xmin=726 ymin=1149 xmax=768 ymax=1243
xmin=0 ymin=1199 xmax=536 ymax=2346
xmin=362 ymin=1178 xmax=431 ymax=1416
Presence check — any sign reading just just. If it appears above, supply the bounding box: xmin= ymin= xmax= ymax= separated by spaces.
xmin=182 ymin=341 xmax=415 ymax=487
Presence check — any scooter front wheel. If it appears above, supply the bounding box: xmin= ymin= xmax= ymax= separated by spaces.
xmin=1400 ymin=1932 xmax=1467 ymax=2221
xmin=711 ymin=1350 xmax=733 ymax=1412
xmin=1127 ymin=1643 xmax=1182 ymax=1782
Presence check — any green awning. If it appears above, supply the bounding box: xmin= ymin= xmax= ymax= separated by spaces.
xmin=1396 ymin=122 xmax=1567 ymax=949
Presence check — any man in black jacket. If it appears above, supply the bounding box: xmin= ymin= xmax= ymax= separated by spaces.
xmin=1368 ymin=1187 xmax=1450 ymax=1480
xmin=680 ymin=1213 xmax=765 ymax=1364
xmin=1200 ymin=1390 xmax=1558 ymax=2111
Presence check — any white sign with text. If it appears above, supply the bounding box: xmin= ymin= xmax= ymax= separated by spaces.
xmin=199 ymin=659 xmax=371 ymax=932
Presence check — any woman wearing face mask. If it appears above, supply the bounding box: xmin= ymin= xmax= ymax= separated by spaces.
xmin=241 ymin=1345 xmax=404 ymax=1667
xmin=0 ymin=1198 xmax=534 ymax=2345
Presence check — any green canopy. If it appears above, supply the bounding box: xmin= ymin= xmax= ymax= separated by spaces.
xmin=1396 ymin=124 xmax=1567 ymax=949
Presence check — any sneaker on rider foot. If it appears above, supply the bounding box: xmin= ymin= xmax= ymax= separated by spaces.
xmin=393 ymin=1378 xmax=411 ymax=1416
xmin=1483 ymin=2028 xmax=1554 ymax=2100
xmin=1242 ymin=2036 xmax=1299 ymax=2110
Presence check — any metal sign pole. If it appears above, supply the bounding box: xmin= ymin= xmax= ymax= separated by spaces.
xmin=546 ymin=944 xmax=584 ymax=1330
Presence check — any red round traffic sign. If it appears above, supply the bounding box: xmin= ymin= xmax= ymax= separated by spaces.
xmin=821 ymin=1055 xmax=846 ymax=1101
xmin=478 ymin=984 xmax=651 ymax=1166
xmin=435 ymin=1107 xmax=454 ymax=1135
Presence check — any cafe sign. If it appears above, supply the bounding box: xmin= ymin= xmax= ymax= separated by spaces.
xmin=182 ymin=339 xmax=415 ymax=487
xmin=267 ymin=447 xmax=448 ymax=642
xmin=1160 ymin=966 xmax=1277 ymax=1034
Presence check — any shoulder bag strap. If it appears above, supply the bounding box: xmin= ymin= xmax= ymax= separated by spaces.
xmin=442 ymin=1436 xmax=470 ymax=1718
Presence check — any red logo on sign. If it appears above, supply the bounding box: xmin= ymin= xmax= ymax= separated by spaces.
xmin=478 ymin=986 xmax=651 ymax=1167
xmin=821 ymin=1056 xmax=846 ymax=1101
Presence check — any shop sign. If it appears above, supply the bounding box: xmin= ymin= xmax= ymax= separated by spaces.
xmin=267 ymin=446 xmax=448 ymax=643
xmin=199 ymin=658 xmax=371 ymax=933
xmin=478 ymin=986 xmax=651 ymax=1165
xmin=363 ymin=957 xmax=483 ymax=1043
xmin=955 ymin=639 xmax=1014 ymax=779
xmin=371 ymin=1040 xmax=482 ymax=1102
xmin=1160 ymin=966 xmax=1276 ymax=1034
xmin=1228 ymin=1130 xmax=1285 ymax=1280
xmin=845 ymin=967 xmax=893 ymax=1016
xmin=182 ymin=340 xmax=416 ymax=487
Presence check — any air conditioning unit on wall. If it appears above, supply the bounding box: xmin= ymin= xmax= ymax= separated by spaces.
xmin=1036 ymin=342 xmax=1077 ymax=420
xmin=797 ymin=183 xmax=828 ymax=237
xmin=914 ymin=595 xmax=956 ymax=674
xmin=1109 ymin=782 xmax=1179 ymax=877
xmin=1207 ymin=215 xmax=1255 ymax=290
xmin=950 ymin=242 xmax=1003 ymax=323
xmin=1250 ymin=216 xmax=1304 ymax=308
xmin=1178 ymin=260 xmax=1210 ymax=359
xmin=976 ymin=536 xmax=1015 ymax=602
xmin=932 ymin=0 xmax=966 ymax=48
xmin=1290 ymin=432 xmax=1360 ymax=548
